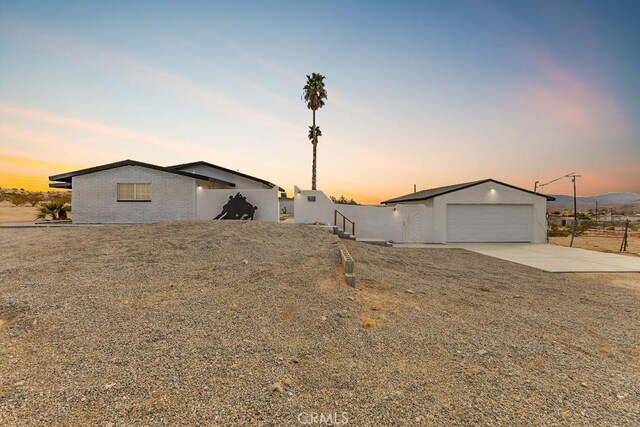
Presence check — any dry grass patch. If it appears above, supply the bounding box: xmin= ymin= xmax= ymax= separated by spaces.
xmin=359 ymin=314 xmax=379 ymax=329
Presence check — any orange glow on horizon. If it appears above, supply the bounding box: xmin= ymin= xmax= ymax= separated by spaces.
xmin=0 ymin=155 xmax=83 ymax=191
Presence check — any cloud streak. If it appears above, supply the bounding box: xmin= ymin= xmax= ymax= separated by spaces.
xmin=0 ymin=103 xmax=225 ymax=158
xmin=229 ymin=43 xmax=385 ymax=123
xmin=514 ymin=50 xmax=632 ymax=138
xmin=1 ymin=23 xmax=299 ymax=134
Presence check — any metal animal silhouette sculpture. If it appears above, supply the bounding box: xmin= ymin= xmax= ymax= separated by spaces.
xmin=214 ymin=193 xmax=258 ymax=220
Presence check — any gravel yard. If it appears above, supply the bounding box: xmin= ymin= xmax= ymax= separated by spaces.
xmin=1 ymin=221 xmax=639 ymax=426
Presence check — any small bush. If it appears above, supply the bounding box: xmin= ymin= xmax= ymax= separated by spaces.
xmin=36 ymin=201 xmax=70 ymax=221
xmin=25 ymin=192 xmax=44 ymax=206
xmin=8 ymin=193 xmax=29 ymax=206
xmin=548 ymin=224 xmax=571 ymax=237
xmin=330 ymin=195 xmax=359 ymax=205
xmin=575 ymin=221 xmax=591 ymax=236
xmin=49 ymin=191 xmax=71 ymax=205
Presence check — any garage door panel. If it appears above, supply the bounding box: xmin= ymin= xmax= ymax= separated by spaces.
xmin=446 ymin=204 xmax=532 ymax=242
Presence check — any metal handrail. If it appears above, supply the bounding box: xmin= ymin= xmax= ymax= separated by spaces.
xmin=334 ymin=209 xmax=355 ymax=236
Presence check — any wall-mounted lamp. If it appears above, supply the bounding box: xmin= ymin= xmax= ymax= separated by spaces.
xmin=490 ymin=188 xmax=496 ymax=193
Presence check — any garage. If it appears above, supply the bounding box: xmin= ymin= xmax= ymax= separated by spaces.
xmin=446 ymin=204 xmax=533 ymax=242
xmin=382 ymin=178 xmax=555 ymax=244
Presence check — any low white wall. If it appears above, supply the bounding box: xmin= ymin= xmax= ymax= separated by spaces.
xmin=293 ymin=187 xmax=433 ymax=242
xmin=196 ymin=187 xmax=279 ymax=222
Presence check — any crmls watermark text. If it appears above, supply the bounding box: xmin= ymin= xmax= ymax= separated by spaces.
xmin=297 ymin=412 xmax=349 ymax=425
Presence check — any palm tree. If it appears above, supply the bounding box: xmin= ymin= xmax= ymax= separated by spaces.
xmin=308 ymin=125 xmax=322 ymax=143
xmin=302 ymin=73 xmax=327 ymax=190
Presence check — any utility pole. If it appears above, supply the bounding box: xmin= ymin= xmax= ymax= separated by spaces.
xmin=595 ymin=201 xmax=598 ymax=222
xmin=536 ymin=172 xmax=581 ymax=247
xmin=569 ymin=175 xmax=579 ymax=247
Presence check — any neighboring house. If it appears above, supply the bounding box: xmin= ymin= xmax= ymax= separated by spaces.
xmin=382 ymin=179 xmax=555 ymax=243
xmin=294 ymin=179 xmax=554 ymax=243
xmin=49 ymin=159 xmax=282 ymax=224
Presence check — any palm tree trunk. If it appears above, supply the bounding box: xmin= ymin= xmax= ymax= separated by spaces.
xmin=311 ymin=109 xmax=317 ymax=190
xmin=312 ymin=142 xmax=317 ymax=190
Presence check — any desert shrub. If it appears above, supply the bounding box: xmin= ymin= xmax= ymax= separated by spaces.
xmin=548 ymin=224 xmax=570 ymax=237
xmin=575 ymin=221 xmax=591 ymax=236
xmin=330 ymin=195 xmax=359 ymax=205
xmin=8 ymin=193 xmax=29 ymax=206
xmin=49 ymin=191 xmax=71 ymax=205
xmin=36 ymin=201 xmax=70 ymax=221
xmin=25 ymin=192 xmax=44 ymax=206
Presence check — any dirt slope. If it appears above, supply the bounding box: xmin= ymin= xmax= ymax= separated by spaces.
xmin=1 ymin=221 xmax=638 ymax=426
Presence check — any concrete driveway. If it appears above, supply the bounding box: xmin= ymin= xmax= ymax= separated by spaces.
xmin=451 ymin=243 xmax=640 ymax=273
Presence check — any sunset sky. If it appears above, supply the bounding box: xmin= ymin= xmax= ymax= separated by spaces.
xmin=1 ymin=1 xmax=638 ymax=203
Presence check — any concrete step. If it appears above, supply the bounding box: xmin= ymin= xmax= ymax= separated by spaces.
xmin=334 ymin=226 xmax=357 ymax=240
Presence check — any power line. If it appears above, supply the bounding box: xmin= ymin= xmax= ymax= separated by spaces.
xmin=534 ymin=172 xmax=579 ymax=193
xmin=534 ymin=172 xmax=582 ymax=247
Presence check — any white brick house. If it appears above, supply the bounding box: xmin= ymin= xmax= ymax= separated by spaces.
xmin=49 ymin=160 xmax=282 ymax=224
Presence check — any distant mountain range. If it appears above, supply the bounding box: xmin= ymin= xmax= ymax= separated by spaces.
xmin=548 ymin=192 xmax=640 ymax=207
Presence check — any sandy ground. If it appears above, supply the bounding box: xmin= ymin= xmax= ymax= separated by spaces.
xmin=1 ymin=222 xmax=639 ymax=426
xmin=550 ymin=234 xmax=639 ymax=257
xmin=0 ymin=202 xmax=38 ymax=223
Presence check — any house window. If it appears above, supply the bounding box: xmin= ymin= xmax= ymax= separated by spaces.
xmin=118 ymin=183 xmax=152 ymax=201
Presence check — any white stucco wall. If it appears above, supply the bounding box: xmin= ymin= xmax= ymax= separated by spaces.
xmin=293 ymin=187 xmax=433 ymax=242
xmin=295 ymin=182 xmax=548 ymax=243
xmin=175 ymin=164 xmax=272 ymax=189
xmin=196 ymin=187 xmax=279 ymax=222
xmin=427 ymin=181 xmax=548 ymax=243
xmin=72 ymin=166 xmax=196 ymax=223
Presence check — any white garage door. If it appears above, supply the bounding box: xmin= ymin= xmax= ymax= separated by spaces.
xmin=446 ymin=204 xmax=533 ymax=242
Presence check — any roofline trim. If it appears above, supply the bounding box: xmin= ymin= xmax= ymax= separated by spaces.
xmin=48 ymin=182 xmax=72 ymax=189
xmin=48 ymin=160 xmax=236 ymax=188
xmin=169 ymin=161 xmax=282 ymax=191
xmin=381 ymin=179 xmax=555 ymax=204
